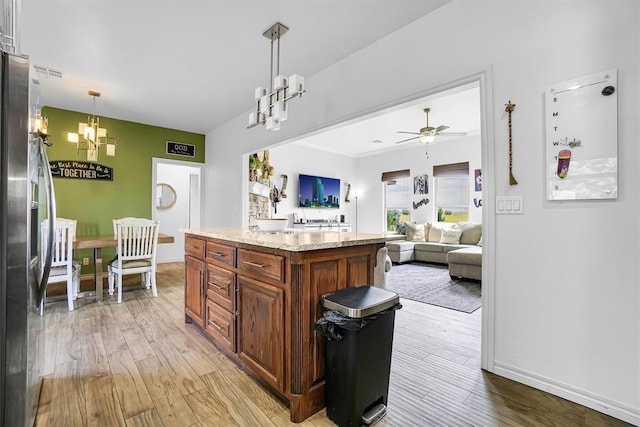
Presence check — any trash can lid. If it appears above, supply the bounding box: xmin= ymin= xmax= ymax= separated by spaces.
xmin=321 ymin=285 xmax=399 ymax=318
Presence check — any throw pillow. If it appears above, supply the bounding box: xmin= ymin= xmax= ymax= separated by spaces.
xmin=456 ymin=222 xmax=482 ymax=245
xmin=427 ymin=222 xmax=454 ymax=243
xmin=396 ymin=221 xmax=407 ymax=235
xmin=405 ymin=222 xmax=426 ymax=242
xmin=439 ymin=229 xmax=463 ymax=244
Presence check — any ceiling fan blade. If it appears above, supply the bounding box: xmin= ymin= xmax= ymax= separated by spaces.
xmin=439 ymin=131 xmax=467 ymax=137
xmin=397 ymin=131 xmax=421 ymax=135
xmin=394 ymin=136 xmax=420 ymax=144
xmin=434 ymin=125 xmax=449 ymax=133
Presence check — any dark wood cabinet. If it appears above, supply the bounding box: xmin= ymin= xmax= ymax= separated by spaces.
xmin=237 ymin=275 xmax=284 ymax=392
xmin=184 ymin=232 xmax=382 ymax=423
xmin=206 ymin=263 xmax=235 ymax=312
xmin=205 ymin=298 xmax=236 ymax=352
xmin=184 ymin=255 xmax=205 ymax=327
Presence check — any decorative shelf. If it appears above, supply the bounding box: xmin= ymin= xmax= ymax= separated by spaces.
xmin=248 ymin=181 xmax=270 ymax=198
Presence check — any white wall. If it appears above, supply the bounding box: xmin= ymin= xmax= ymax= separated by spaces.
xmin=256 ymin=136 xmax=481 ymax=232
xmin=155 ymin=162 xmax=202 ymax=262
xmin=355 ymin=135 xmax=482 ymax=233
xmin=252 ymin=144 xmax=358 ymax=225
xmin=204 ymin=0 xmax=640 ymax=422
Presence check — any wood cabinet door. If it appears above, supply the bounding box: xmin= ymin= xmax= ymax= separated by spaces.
xmin=185 ymin=255 xmax=205 ymax=327
xmin=237 ymin=275 xmax=284 ymax=392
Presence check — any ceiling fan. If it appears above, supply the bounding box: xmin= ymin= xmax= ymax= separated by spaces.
xmin=395 ymin=107 xmax=467 ymax=145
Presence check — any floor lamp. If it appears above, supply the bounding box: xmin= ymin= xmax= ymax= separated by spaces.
xmin=354 ymin=196 xmax=358 ymax=234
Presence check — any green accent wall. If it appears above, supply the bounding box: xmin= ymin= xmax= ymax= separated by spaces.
xmin=42 ymin=106 xmax=205 ymax=273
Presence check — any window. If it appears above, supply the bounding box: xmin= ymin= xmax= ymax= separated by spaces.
xmin=382 ymin=170 xmax=410 ymax=233
xmin=434 ymin=162 xmax=469 ymax=223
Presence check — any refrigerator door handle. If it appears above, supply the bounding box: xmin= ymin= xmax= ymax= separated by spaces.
xmin=36 ymin=139 xmax=56 ymax=312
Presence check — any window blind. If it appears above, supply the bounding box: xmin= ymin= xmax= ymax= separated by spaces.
xmin=433 ymin=162 xmax=469 ymax=177
xmin=381 ymin=169 xmax=410 ymax=182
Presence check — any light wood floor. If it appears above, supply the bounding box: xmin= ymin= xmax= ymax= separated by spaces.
xmin=35 ymin=262 xmax=629 ymax=426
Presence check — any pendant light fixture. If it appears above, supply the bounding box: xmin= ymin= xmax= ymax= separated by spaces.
xmin=247 ymin=22 xmax=305 ymax=131
xmin=67 ymin=90 xmax=119 ymax=161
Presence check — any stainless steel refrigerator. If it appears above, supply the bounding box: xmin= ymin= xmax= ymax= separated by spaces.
xmin=0 ymin=51 xmax=55 ymax=426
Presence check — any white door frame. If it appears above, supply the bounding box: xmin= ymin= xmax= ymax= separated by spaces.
xmin=242 ymin=69 xmax=496 ymax=372
xmin=152 ymin=156 xmax=204 ymax=238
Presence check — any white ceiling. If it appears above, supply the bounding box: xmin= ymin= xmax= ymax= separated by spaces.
xmin=19 ymin=0 xmax=451 ymax=134
xmin=291 ymin=82 xmax=481 ymax=157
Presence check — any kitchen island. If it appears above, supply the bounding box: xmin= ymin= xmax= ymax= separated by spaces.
xmin=182 ymin=228 xmax=400 ymax=422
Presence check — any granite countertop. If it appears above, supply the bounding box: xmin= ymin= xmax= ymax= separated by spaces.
xmin=181 ymin=227 xmax=403 ymax=252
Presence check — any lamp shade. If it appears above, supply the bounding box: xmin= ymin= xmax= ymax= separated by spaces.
xmin=288 ymin=74 xmax=304 ymax=95
xmin=67 ymin=132 xmax=79 ymax=143
xmin=420 ymin=134 xmax=436 ymax=144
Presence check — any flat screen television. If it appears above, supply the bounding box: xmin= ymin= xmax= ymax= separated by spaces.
xmin=298 ymin=174 xmax=340 ymax=209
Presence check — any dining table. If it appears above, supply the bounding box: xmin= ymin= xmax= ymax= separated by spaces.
xmin=73 ymin=233 xmax=175 ymax=302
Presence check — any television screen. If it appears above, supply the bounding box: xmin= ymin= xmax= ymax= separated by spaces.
xmin=298 ymin=174 xmax=340 ymax=209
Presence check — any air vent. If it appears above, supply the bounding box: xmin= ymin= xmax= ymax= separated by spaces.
xmin=33 ymin=64 xmax=63 ymax=78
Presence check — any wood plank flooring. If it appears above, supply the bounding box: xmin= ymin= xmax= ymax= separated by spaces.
xmin=35 ymin=262 xmax=630 ymax=426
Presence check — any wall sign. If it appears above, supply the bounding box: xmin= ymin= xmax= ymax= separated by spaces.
xmin=545 ymin=69 xmax=617 ymax=200
xmin=49 ymin=160 xmax=113 ymax=181
xmin=166 ymin=141 xmax=196 ymax=157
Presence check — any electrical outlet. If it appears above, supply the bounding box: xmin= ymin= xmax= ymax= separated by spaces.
xmin=82 ymin=257 xmax=90 ymax=265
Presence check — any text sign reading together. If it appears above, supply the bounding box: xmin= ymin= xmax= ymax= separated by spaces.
xmin=49 ymin=160 xmax=113 ymax=181
xmin=166 ymin=141 xmax=196 ymax=157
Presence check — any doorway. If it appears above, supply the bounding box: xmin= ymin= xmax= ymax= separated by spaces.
xmin=251 ymin=72 xmax=494 ymax=370
xmin=152 ymin=158 xmax=203 ymax=263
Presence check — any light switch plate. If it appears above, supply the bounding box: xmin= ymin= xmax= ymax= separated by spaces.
xmin=496 ymin=196 xmax=524 ymax=214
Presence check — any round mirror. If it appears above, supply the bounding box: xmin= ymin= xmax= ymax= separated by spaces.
xmin=156 ymin=183 xmax=177 ymax=210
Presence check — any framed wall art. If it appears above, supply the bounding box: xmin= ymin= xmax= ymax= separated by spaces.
xmin=413 ymin=174 xmax=428 ymax=195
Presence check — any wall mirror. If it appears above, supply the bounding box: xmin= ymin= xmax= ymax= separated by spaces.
xmin=156 ymin=183 xmax=177 ymax=209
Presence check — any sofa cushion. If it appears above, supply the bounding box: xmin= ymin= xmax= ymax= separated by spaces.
xmin=441 ymin=244 xmax=468 ymax=252
xmin=447 ymin=246 xmax=482 ymax=266
xmin=456 ymin=222 xmax=482 ymax=245
xmin=414 ymin=242 xmax=445 ymax=253
xmin=440 ymin=229 xmax=463 ymax=244
xmin=405 ymin=222 xmax=425 ymax=241
xmin=427 ymin=222 xmax=456 ymax=243
xmin=386 ymin=241 xmax=417 ymax=252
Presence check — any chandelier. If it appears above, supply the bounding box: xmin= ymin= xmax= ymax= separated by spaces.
xmin=67 ymin=90 xmax=118 ymax=161
xmin=247 ymin=22 xmax=305 ymax=131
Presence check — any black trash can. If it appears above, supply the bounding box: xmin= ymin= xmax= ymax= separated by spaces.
xmin=316 ymin=285 xmax=401 ymax=427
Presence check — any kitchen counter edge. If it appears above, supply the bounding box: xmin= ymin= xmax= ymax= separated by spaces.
xmin=180 ymin=227 xmax=403 ymax=252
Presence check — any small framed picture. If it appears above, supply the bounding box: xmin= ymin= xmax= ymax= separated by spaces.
xmin=413 ymin=174 xmax=428 ymax=194
xmin=474 ymin=169 xmax=482 ymax=191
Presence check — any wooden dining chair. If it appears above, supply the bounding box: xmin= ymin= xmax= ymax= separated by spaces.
xmin=42 ymin=218 xmax=81 ymax=311
xmin=112 ymin=217 xmax=136 ymax=239
xmin=111 ymin=217 xmax=147 ymax=284
xmin=107 ymin=218 xmax=160 ymax=303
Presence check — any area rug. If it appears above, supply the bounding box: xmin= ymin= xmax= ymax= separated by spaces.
xmin=385 ymin=262 xmax=481 ymax=313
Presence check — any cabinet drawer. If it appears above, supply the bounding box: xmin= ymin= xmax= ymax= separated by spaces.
xmin=206 ymin=264 xmax=235 ymax=312
xmin=206 ymin=241 xmax=236 ymax=268
xmin=206 ymin=300 xmax=236 ymax=353
xmin=185 ymin=236 xmax=205 ymax=258
xmin=237 ymin=249 xmax=285 ymax=283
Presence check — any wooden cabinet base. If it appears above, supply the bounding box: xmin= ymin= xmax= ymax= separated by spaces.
xmin=290 ymin=382 xmax=327 ymax=423
xmin=184 ymin=233 xmax=383 ymax=423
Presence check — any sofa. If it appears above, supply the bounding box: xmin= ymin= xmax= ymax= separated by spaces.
xmin=386 ymin=222 xmax=482 ymax=280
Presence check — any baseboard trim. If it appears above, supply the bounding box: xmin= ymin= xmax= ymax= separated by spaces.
xmin=157 ymin=258 xmax=183 ymax=264
xmin=493 ymin=362 xmax=640 ymax=425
